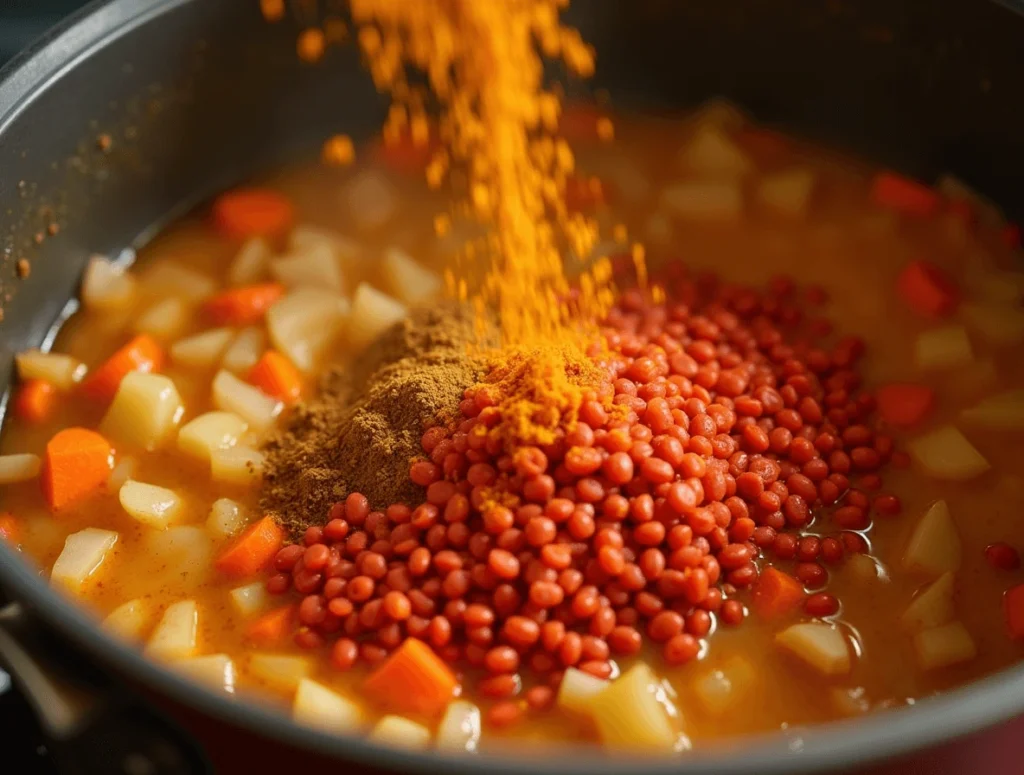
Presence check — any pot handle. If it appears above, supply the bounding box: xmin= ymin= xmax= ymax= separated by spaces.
xmin=0 ymin=602 xmax=212 ymax=775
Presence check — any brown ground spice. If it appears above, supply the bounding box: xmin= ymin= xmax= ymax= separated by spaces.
xmin=261 ymin=303 xmax=494 ymax=537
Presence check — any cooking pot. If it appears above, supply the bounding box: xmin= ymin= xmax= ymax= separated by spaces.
xmin=0 ymin=0 xmax=1023 ymax=773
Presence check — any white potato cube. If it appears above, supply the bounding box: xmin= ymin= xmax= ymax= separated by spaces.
xmin=211 ymin=446 xmax=264 ymax=486
xmin=914 ymin=325 xmax=973 ymax=370
xmin=589 ymin=663 xmax=679 ymax=751
xmin=248 ymin=653 xmax=311 ymax=693
xmin=102 ymin=598 xmax=151 ymax=642
xmin=290 ymin=225 xmax=363 ymax=262
xmin=177 ymin=411 xmax=248 ymax=463
xmin=961 ymin=302 xmax=1024 ymax=346
xmin=229 ymin=582 xmax=267 ymax=618
xmin=907 ymin=426 xmax=990 ymax=482
xmin=692 ymin=656 xmax=755 ymax=716
xmin=170 ymin=328 xmax=235 ymax=369
xmin=135 ymin=298 xmax=189 ymax=341
xmin=267 ymin=289 xmax=349 ymax=372
xmin=382 ymin=248 xmax=442 ymax=305
xmin=0 ymin=453 xmax=41 ymax=484
xmin=348 ymin=283 xmax=408 ymax=350
xmin=139 ymin=263 xmax=215 ymax=301
xmin=229 ymin=237 xmax=272 ymax=287
xmin=436 ymin=700 xmax=482 ymax=753
xmin=271 ymin=242 xmax=344 ymax=293
xmin=107 ymin=455 xmax=138 ymax=492
xmin=757 ymin=168 xmax=815 ymax=218
xmin=119 ymin=480 xmax=183 ymax=528
xmin=902 ymin=500 xmax=962 ymax=577
xmin=51 ymin=528 xmax=118 ymax=592
xmin=100 ymin=372 xmax=184 ymax=451
xmin=293 ymin=679 xmax=363 ymax=732
xmin=15 ymin=350 xmax=86 ymax=390
xmin=145 ymin=600 xmax=198 ymax=661
xmin=845 ymin=554 xmax=888 ymax=585
xmin=913 ymin=621 xmax=977 ymax=671
xmin=776 ymin=623 xmax=852 ymax=676
xmin=557 ymin=666 xmax=608 ymax=716
xmin=174 ymin=654 xmax=236 ymax=694
xmin=221 ymin=327 xmax=265 ymax=375
xmin=370 ymin=715 xmax=431 ymax=750
xmin=900 ymin=572 xmax=956 ymax=633
xmin=680 ymin=126 xmax=752 ymax=177
xmin=81 ymin=255 xmax=137 ymax=311
xmin=207 ymin=498 xmax=249 ymax=540
xmin=662 ymin=180 xmax=743 ymax=222
xmin=961 ymin=390 xmax=1024 ymax=430
xmin=211 ymin=371 xmax=282 ymax=433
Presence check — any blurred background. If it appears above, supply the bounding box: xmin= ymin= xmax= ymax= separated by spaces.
xmin=0 ymin=0 xmax=90 ymax=66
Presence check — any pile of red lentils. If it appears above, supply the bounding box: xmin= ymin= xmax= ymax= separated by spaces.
xmin=265 ymin=261 xmax=902 ymax=708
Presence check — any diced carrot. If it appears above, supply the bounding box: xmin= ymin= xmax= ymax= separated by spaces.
xmin=215 ymin=516 xmax=285 ymax=578
xmin=870 ymin=172 xmax=940 ymax=217
xmin=13 ymin=379 xmax=57 ymax=423
xmin=751 ymin=567 xmax=806 ymax=620
xmin=896 ymin=260 xmax=960 ymax=318
xmin=80 ymin=334 xmax=164 ymax=402
xmin=248 ymin=351 xmax=302 ymax=404
xmin=203 ymin=283 xmax=285 ymax=326
xmin=212 ymin=188 xmax=294 ymax=239
xmin=363 ymin=637 xmax=459 ymax=717
xmin=1002 ymin=224 xmax=1021 ymax=250
xmin=0 ymin=514 xmax=19 ymax=544
xmin=246 ymin=604 xmax=295 ymax=645
xmin=876 ymin=383 xmax=935 ymax=428
xmin=1004 ymin=584 xmax=1024 ymax=640
xmin=40 ymin=428 xmax=113 ymax=511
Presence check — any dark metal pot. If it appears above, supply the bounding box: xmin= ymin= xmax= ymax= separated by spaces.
xmin=1 ymin=1 xmax=1023 ymax=773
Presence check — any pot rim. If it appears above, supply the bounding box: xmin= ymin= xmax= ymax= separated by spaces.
xmin=2 ymin=1 xmax=1024 ymax=773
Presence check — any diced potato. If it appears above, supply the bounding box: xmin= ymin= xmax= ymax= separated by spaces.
xmin=211 ymin=371 xmax=282 ymax=433
xmin=144 ymin=526 xmax=213 ymax=585
xmin=107 ymin=455 xmax=138 ymax=492
xmin=846 ymin=554 xmax=888 ymax=584
xmin=370 ymin=715 xmax=431 ymax=750
xmin=267 ymin=289 xmax=350 ymax=373
xmin=961 ymin=301 xmax=1024 ymax=346
xmin=135 ymin=298 xmax=189 ymax=341
xmin=51 ymin=528 xmax=118 ymax=592
xmin=248 ymin=653 xmax=311 ymax=693
xmin=776 ymin=623 xmax=852 ymax=676
xmin=913 ymin=621 xmax=977 ymax=671
xmin=211 ymin=446 xmax=264 ymax=486
xmin=346 ymin=170 xmax=397 ymax=230
xmin=229 ymin=582 xmax=267 ymax=618
xmin=961 ymin=389 xmax=1024 ymax=430
xmin=221 ymin=327 xmax=265 ymax=375
xmin=206 ymin=498 xmax=249 ymax=540
xmin=680 ymin=126 xmax=752 ymax=177
xmin=293 ymin=679 xmax=363 ymax=732
xmin=100 ymin=372 xmax=184 ymax=451
xmin=381 ymin=248 xmax=442 ymax=305
xmin=557 ymin=666 xmax=609 ymax=716
xmin=902 ymin=500 xmax=962 ymax=577
xmin=174 ymin=654 xmax=236 ymax=694
xmin=102 ymin=598 xmax=151 ymax=642
xmin=170 ymin=328 xmax=235 ymax=369
xmin=589 ymin=663 xmax=679 ymax=751
xmin=914 ymin=325 xmax=973 ymax=370
xmin=436 ymin=700 xmax=482 ymax=753
xmin=691 ymin=656 xmax=755 ymax=716
xmin=145 ymin=600 xmax=198 ymax=661
xmin=271 ymin=242 xmax=344 ymax=293
xmin=81 ymin=255 xmax=137 ymax=311
xmin=229 ymin=237 xmax=272 ymax=286
xmin=907 ymin=426 xmax=990 ymax=482
xmin=901 ymin=572 xmax=956 ymax=633
xmin=830 ymin=686 xmax=871 ymax=717
xmin=290 ymin=225 xmax=362 ymax=262
xmin=347 ymin=283 xmax=408 ymax=350
xmin=139 ymin=263 xmax=215 ymax=301
xmin=15 ymin=350 xmax=86 ymax=390
xmin=119 ymin=480 xmax=183 ymax=528
xmin=662 ymin=180 xmax=742 ymax=222
xmin=757 ymin=168 xmax=815 ymax=218
xmin=0 ymin=453 xmax=41 ymax=484
xmin=177 ymin=411 xmax=248 ymax=463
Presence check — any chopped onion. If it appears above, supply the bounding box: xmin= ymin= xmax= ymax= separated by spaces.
xmin=102 ymin=598 xmax=151 ymax=642
xmin=961 ymin=389 xmax=1024 ymax=430
xmin=100 ymin=372 xmax=184 ymax=451
xmin=347 ymin=283 xmax=408 ymax=350
xmin=81 ymin=255 xmax=137 ymax=311
xmin=0 ymin=453 xmax=41 ymax=485
xmin=370 ymin=715 xmax=431 ymax=750
xmin=662 ymin=180 xmax=742 ymax=222
xmin=139 ymin=263 xmax=215 ymax=301
xmin=436 ymin=700 xmax=482 ymax=752
xmin=267 ymin=289 xmax=349 ymax=373
xmin=907 ymin=425 xmax=990 ymax=481
xmin=15 ymin=350 xmax=87 ymax=390
xmin=210 ymin=446 xmax=264 ymax=486
xmin=177 ymin=411 xmax=248 ymax=463
xmin=381 ymin=248 xmax=441 ymax=305
xmin=776 ymin=623 xmax=852 ymax=676
xmin=206 ymin=497 xmax=249 ymax=540
xmin=914 ymin=325 xmax=973 ymax=370
xmin=228 ymin=581 xmax=266 ymax=618
xmin=51 ymin=528 xmax=118 ymax=592
xmin=248 ymin=653 xmax=311 ymax=693
xmin=145 ymin=600 xmax=198 ymax=661
xmin=757 ymin=168 xmax=815 ymax=218
xmin=271 ymin=242 xmax=344 ymax=293
xmin=135 ymin=298 xmax=189 ymax=341
xmin=913 ymin=621 xmax=977 ymax=671
xmin=170 ymin=328 xmax=235 ymax=370
xmin=211 ymin=371 xmax=282 ymax=433
xmin=228 ymin=237 xmax=272 ymax=287
xmin=119 ymin=480 xmax=183 ymax=529
xmin=293 ymin=679 xmax=363 ymax=732
xmin=901 ymin=572 xmax=956 ymax=633
xmin=221 ymin=327 xmax=266 ymax=375
xmin=174 ymin=654 xmax=236 ymax=694
xmin=902 ymin=500 xmax=962 ymax=577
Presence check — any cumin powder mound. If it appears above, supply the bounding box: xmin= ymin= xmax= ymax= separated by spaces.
xmin=261 ymin=304 xmax=493 ymax=537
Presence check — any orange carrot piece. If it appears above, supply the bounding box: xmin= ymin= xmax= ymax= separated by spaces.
xmin=751 ymin=567 xmax=806 ymax=620
xmin=248 ymin=351 xmax=302 ymax=403
xmin=896 ymin=260 xmax=960 ymax=318
xmin=246 ymin=604 xmax=295 ymax=645
xmin=1004 ymin=584 xmax=1024 ymax=640
xmin=876 ymin=383 xmax=935 ymax=428
xmin=215 ymin=516 xmax=285 ymax=577
xmin=40 ymin=428 xmax=113 ymax=512
xmin=212 ymin=188 xmax=294 ymax=239
xmin=203 ymin=283 xmax=285 ymax=326
xmin=0 ymin=513 xmax=19 ymax=544
xmin=13 ymin=379 xmax=57 ymax=424
xmin=870 ymin=172 xmax=940 ymax=217
xmin=80 ymin=334 xmax=164 ymax=402
xmin=363 ymin=637 xmax=459 ymax=717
